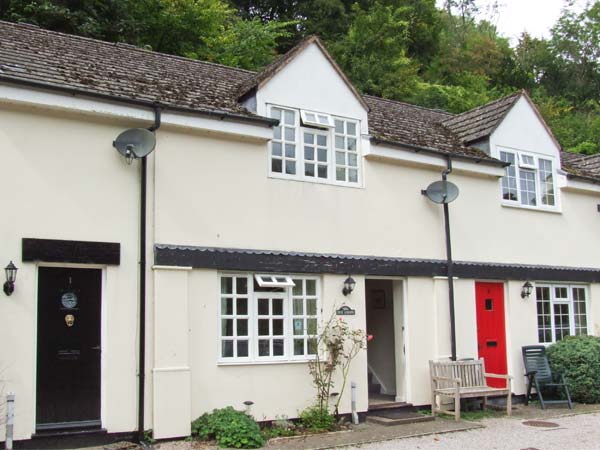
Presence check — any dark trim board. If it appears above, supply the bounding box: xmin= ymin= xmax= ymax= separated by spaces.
xmin=155 ymin=245 xmax=600 ymax=283
xmin=22 ymin=238 xmax=120 ymax=265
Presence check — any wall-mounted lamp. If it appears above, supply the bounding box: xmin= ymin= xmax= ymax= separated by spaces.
xmin=521 ymin=281 xmax=534 ymax=299
xmin=342 ymin=275 xmax=356 ymax=296
xmin=4 ymin=261 xmax=18 ymax=296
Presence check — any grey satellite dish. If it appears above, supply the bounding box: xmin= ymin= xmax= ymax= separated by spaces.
xmin=423 ymin=180 xmax=459 ymax=204
xmin=113 ymin=128 xmax=156 ymax=163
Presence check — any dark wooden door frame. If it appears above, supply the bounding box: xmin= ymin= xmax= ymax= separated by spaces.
xmin=35 ymin=265 xmax=104 ymax=432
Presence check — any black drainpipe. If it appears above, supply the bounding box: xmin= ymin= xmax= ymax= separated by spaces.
xmin=138 ymin=106 xmax=161 ymax=443
xmin=442 ymin=156 xmax=457 ymax=361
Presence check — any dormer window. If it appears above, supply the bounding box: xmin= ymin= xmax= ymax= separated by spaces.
xmin=500 ymin=150 xmax=557 ymax=209
xmin=268 ymin=104 xmax=361 ymax=187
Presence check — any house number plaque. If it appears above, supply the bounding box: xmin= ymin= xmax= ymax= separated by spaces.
xmin=336 ymin=305 xmax=356 ymax=316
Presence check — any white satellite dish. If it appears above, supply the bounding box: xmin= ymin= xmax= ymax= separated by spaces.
xmin=113 ymin=128 xmax=156 ymax=163
xmin=423 ymin=180 xmax=459 ymax=204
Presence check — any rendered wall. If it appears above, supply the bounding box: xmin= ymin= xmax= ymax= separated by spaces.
xmin=0 ymin=105 xmax=147 ymax=440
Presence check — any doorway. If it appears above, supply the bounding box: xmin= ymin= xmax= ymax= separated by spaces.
xmin=475 ymin=282 xmax=508 ymax=388
xmin=36 ymin=267 xmax=102 ymax=431
xmin=365 ymin=279 xmax=405 ymax=406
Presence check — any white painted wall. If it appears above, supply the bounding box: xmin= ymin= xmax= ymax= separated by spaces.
xmin=0 ymin=105 xmax=145 ymax=440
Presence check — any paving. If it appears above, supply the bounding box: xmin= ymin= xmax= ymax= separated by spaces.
xmin=89 ymin=404 xmax=600 ymax=450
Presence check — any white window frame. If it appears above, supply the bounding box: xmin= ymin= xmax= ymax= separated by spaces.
xmin=255 ymin=274 xmax=295 ymax=288
xmin=536 ymin=283 xmax=590 ymax=344
xmin=218 ymin=273 xmax=321 ymax=364
xmin=300 ymin=109 xmax=334 ymax=129
xmin=498 ymin=148 xmax=559 ymax=211
xmin=267 ymin=104 xmax=362 ymax=188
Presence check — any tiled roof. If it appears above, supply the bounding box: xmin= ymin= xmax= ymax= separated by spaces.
xmin=561 ymin=152 xmax=600 ymax=181
xmin=1 ymin=21 xmax=598 ymax=181
xmin=443 ymin=91 xmax=522 ymax=143
xmin=0 ymin=20 xmax=258 ymax=119
xmin=364 ymin=95 xmax=498 ymax=163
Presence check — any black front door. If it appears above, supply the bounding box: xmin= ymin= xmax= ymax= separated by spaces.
xmin=36 ymin=267 xmax=102 ymax=431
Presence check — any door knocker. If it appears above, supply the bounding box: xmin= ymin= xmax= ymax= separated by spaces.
xmin=65 ymin=314 xmax=75 ymax=327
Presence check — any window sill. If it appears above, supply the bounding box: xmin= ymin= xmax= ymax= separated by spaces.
xmin=217 ymin=358 xmax=315 ymax=367
xmin=268 ymin=173 xmax=364 ymax=189
xmin=501 ymin=202 xmax=562 ymax=214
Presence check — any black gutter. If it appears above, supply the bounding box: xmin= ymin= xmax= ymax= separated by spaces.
xmin=0 ymin=75 xmax=278 ymax=128
xmin=370 ymin=137 xmax=510 ymax=168
xmin=137 ymin=106 xmax=161 ymax=444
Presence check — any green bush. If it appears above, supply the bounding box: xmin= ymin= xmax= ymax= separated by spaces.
xmin=299 ymin=406 xmax=336 ymax=432
xmin=546 ymin=335 xmax=600 ymax=403
xmin=191 ymin=407 xmax=265 ymax=449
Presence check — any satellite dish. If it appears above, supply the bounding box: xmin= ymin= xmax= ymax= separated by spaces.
xmin=423 ymin=180 xmax=459 ymax=204
xmin=113 ymin=128 xmax=156 ymax=162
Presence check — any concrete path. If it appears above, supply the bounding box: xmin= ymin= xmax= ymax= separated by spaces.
xmin=340 ymin=412 xmax=600 ymax=450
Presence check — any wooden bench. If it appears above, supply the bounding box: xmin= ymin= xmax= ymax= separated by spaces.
xmin=429 ymin=359 xmax=512 ymax=421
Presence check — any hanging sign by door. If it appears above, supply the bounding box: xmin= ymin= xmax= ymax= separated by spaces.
xmin=336 ymin=305 xmax=356 ymax=316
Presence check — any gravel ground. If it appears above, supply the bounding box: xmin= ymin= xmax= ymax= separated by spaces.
xmin=340 ymin=412 xmax=600 ymax=450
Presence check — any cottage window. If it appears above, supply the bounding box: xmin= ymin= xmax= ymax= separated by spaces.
xmin=536 ymin=284 xmax=588 ymax=344
xmin=268 ymin=105 xmax=360 ymax=186
xmin=219 ymin=273 xmax=320 ymax=363
xmin=500 ymin=150 xmax=556 ymax=209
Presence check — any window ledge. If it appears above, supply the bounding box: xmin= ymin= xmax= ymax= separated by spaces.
xmin=217 ymin=358 xmax=314 ymax=367
xmin=268 ymin=173 xmax=364 ymax=189
xmin=501 ymin=202 xmax=562 ymax=214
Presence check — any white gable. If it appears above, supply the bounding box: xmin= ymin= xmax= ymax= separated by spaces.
xmin=490 ymin=96 xmax=561 ymax=160
xmin=254 ymin=42 xmax=368 ymax=128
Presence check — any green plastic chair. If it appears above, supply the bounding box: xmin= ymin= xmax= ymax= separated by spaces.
xmin=522 ymin=345 xmax=572 ymax=409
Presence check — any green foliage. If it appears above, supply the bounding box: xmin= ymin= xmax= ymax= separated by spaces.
xmin=546 ymin=335 xmax=600 ymax=403
xmin=261 ymin=416 xmax=297 ymax=439
xmin=299 ymin=405 xmax=336 ymax=432
xmin=142 ymin=429 xmax=156 ymax=444
xmin=191 ymin=407 xmax=265 ymax=449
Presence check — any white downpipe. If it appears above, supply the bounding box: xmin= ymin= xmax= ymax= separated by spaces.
xmin=351 ymin=382 xmax=358 ymax=424
xmin=5 ymin=393 xmax=15 ymax=450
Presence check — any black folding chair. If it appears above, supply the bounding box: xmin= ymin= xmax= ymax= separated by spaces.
xmin=522 ymin=345 xmax=573 ymax=409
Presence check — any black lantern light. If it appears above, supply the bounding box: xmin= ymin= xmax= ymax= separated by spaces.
xmin=342 ymin=275 xmax=356 ymax=296
xmin=4 ymin=261 xmax=18 ymax=296
xmin=521 ymin=281 xmax=533 ymax=299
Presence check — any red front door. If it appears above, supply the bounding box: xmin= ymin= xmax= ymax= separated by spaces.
xmin=475 ymin=282 xmax=508 ymax=388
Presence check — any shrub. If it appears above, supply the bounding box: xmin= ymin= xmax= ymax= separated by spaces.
xmin=299 ymin=405 xmax=336 ymax=432
xmin=191 ymin=407 xmax=265 ymax=449
xmin=546 ymin=335 xmax=600 ymax=403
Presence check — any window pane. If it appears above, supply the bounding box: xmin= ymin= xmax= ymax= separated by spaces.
xmin=500 ymin=152 xmax=518 ymax=201
xmin=554 ymin=303 xmax=571 ymax=341
xmin=222 ymin=319 xmax=233 ymax=336
xmin=258 ymin=298 xmax=269 ymax=315
xmin=221 ymin=277 xmax=233 ymax=294
xmin=284 ymin=110 xmax=294 ymax=125
xmin=336 ymin=151 xmax=345 ymax=165
xmin=272 ymin=158 xmax=282 ymax=173
xmin=538 ymin=158 xmax=555 ymax=206
xmin=308 ymin=338 xmax=317 ymax=355
xmin=317 ymin=134 xmax=327 ymax=146
xmin=237 ymin=319 xmax=248 ymax=336
xmin=304 ymin=132 xmax=314 ymax=144
xmin=293 ymin=298 xmax=304 ymax=315
xmin=347 ymin=122 xmax=356 ymax=136
xmin=274 ymin=126 xmax=281 ymax=140
xmin=305 ymin=163 xmax=315 ymax=177
xmin=221 ymin=298 xmax=233 ymax=315
xmin=307 ymin=318 xmax=317 ymax=335
xmin=348 ymin=153 xmax=357 ymax=167
xmin=335 ymin=120 xmax=344 ymax=133
xmin=318 ymin=165 xmax=327 ymax=178
xmin=285 ymin=127 xmax=295 ymax=141
xmin=273 ymin=339 xmax=284 ymax=356
xmin=336 ymin=167 xmax=345 ymax=181
xmin=294 ymin=339 xmax=305 ymax=355
xmin=306 ymin=280 xmax=316 ymax=295
xmin=347 ymin=138 xmax=356 ymax=151
xmin=335 ymin=136 xmax=344 ymax=149
xmin=293 ymin=280 xmax=302 ymax=295
xmin=285 ymin=144 xmax=295 ymax=158
xmin=237 ymin=298 xmax=247 ymax=315
xmin=307 ymin=298 xmax=317 ymax=315
xmin=273 ymin=298 xmax=283 ymax=315
xmin=306 ymin=113 xmax=316 ymax=122
xmin=222 ymin=340 xmax=233 ymax=357
xmin=293 ymin=318 xmax=304 ymax=335
xmin=236 ymin=278 xmax=247 ymax=294
xmin=285 ymin=160 xmax=296 ymax=175
xmin=272 ymin=142 xmax=282 ymax=156
xmin=536 ymin=286 xmax=552 ymax=344
xmin=237 ymin=340 xmax=248 ymax=357
xmin=258 ymin=340 xmax=270 ymax=356
xmin=270 ymin=108 xmax=281 ymax=120
xmin=258 ymin=319 xmax=269 ymax=336
xmin=317 ymin=148 xmax=327 ymax=162
xmin=273 ymin=319 xmax=284 ymax=336
xmin=349 ymin=169 xmax=358 ymax=182
xmin=305 ymin=146 xmax=315 ymax=160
